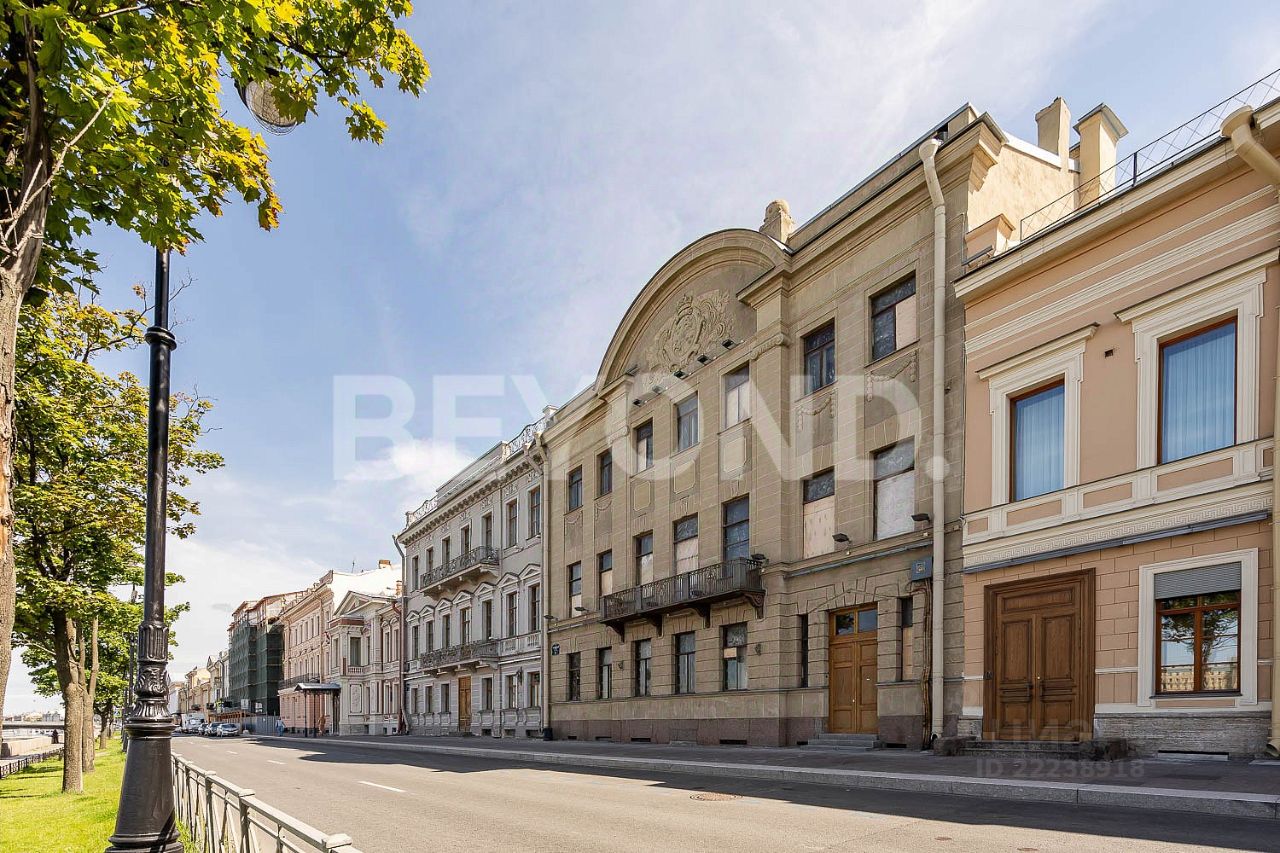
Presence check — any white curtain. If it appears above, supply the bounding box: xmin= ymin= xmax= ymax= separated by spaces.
xmin=1013 ymin=384 xmax=1064 ymax=500
xmin=1161 ymin=322 xmax=1235 ymax=463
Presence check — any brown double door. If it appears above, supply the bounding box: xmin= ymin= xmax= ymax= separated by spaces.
xmin=457 ymin=675 xmax=472 ymax=730
xmin=829 ymin=606 xmax=878 ymax=734
xmin=985 ymin=571 xmax=1094 ymax=741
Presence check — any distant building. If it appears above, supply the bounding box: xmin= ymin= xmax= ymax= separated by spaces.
xmin=331 ymin=587 xmax=403 ymax=736
xmin=227 ymin=591 xmax=304 ymax=717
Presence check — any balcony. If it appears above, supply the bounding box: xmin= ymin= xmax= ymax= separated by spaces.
xmin=417 ymin=639 xmax=500 ymax=675
xmin=601 ymin=558 xmax=765 ymax=638
xmin=417 ymin=546 xmax=501 ymax=594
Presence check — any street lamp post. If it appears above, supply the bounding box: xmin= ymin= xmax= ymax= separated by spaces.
xmin=107 ymin=248 xmax=182 ymax=853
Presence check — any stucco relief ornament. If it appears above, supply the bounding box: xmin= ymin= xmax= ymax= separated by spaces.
xmin=645 ymin=291 xmax=733 ymax=374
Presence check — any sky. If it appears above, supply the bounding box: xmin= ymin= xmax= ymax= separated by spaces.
xmin=7 ymin=1 xmax=1280 ymax=712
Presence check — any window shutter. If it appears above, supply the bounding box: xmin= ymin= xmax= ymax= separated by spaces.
xmin=1153 ymin=563 xmax=1242 ymax=599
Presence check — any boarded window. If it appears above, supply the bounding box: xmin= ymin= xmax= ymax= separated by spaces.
xmin=871 ymin=278 xmax=917 ymax=361
xmin=802 ymin=469 xmax=836 ymax=558
xmin=874 ymin=440 xmax=915 ymax=539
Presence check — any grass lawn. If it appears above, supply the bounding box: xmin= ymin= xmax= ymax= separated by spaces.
xmin=0 ymin=747 xmax=129 ymax=853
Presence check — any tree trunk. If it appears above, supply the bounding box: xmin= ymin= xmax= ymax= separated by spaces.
xmin=98 ymin=697 xmax=113 ymax=748
xmin=83 ymin=617 xmax=98 ymax=772
xmin=53 ymin=613 xmax=85 ymax=794
xmin=0 ymin=18 xmax=55 ymax=733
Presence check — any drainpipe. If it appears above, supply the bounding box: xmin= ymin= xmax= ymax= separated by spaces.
xmin=919 ymin=137 xmax=948 ymax=743
xmin=393 ymin=534 xmax=408 ymax=735
xmin=1221 ymin=107 xmax=1280 ymax=757
xmin=536 ymin=431 xmax=553 ymax=740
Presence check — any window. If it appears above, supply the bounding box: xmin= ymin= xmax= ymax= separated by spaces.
xmin=425 ymin=620 xmax=434 ymax=652
xmin=460 ymin=608 xmax=471 ymax=644
xmin=804 ymin=322 xmax=836 ymax=394
xmin=598 ymin=551 xmax=614 ymax=597
xmin=506 ymin=592 xmax=519 ymax=638
xmin=442 ymin=614 xmax=452 ymax=647
xmin=505 ymin=500 xmax=519 ymax=546
xmin=634 ymin=639 xmax=652 ymax=697
xmin=724 ymin=364 xmax=750 ymax=427
xmin=635 ymin=421 xmax=654 ymax=471
xmin=566 ymin=466 xmax=583 ymax=511
xmin=722 ymin=497 xmax=750 ymax=561
xmin=1158 ymin=584 xmax=1240 ymax=695
xmin=528 ymin=672 xmax=541 ymax=708
xmin=348 ymin=635 xmax=361 ymax=666
xmin=505 ymin=673 xmax=519 ymax=709
xmin=674 ymin=515 xmax=699 ymax=574
xmin=482 ymin=600 xmax=493 ymax=640
xmin=722 ymin=623 xmax=748 ymax=691
xmin=598 ymin=449 xmax=613 ymax=496
xmin=675 ymin=632 xmax=697 ymax=694
xmin=481 ymin=677 xmax=493 ymax=711
xmin=568 ymin=563 xmax=583 ymax=613
xmin=873 ymin=440 xmax=915 ymax=540
xmin=635 ymin=533 xmax=654 ymax=585
xmin=411 ymin=687 xmax=419 ymax=714
xmin=529 ymin=585 xmax=541 ymax=632
xmin=899 ymin=597 xmax=915 ymax=681
xmin=442 ymin=537 xmax=451 ymax=566
xmin=411 ymin=626 xmax=420 ymax=658
xmin=442 ymin=683 xmax=451 ymax=713
xmin=802 ymin=469 xmax=836 ymax=558
xmin=426 ymin=547 xmax=434 ymax=573
xmin=481 ymin=513 xmax=493 ymax=548
xmin=798 ymin=615 xmax=810 ymax=688
xmin=676 ymin=395 xmax=699 ymax=451
xmin=597 ymin=647 xmax=613 ymax=699
xmin=870 ymin=277 xmax=917 ymax=361
xmin=425 ymin=685 xmax=434 ymax=713
xmin=461 ymin=524 xmax=471 ymax=555
xmin=567 ymin=653 xmax=582 ymax=701
xmin=1011 ymin=381 xmax=1065 ymax=501
xmin=528 ymin=487 xmax=542 ymax=537
xmin=411 ymin=555 xmax=420 ymax=588
xmin=1160 ymin=320 xmax=1236 ymax=464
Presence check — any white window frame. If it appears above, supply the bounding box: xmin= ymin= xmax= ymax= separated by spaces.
xmin=1135 ymin=547 xmax=1257 ymax=709
xmin=1117 ymin=255 xmax=1264 ymax=469
xmin=980 ymin=324 xmax=1093 ymax=506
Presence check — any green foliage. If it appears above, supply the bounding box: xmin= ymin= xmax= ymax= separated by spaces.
xmin=1 ymin=0 xmax=430 ymax=289
xmin=13 ymin=289 xmax=219 ymax=697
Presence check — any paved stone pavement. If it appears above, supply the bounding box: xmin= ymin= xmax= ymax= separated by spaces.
xmin=175 ymin=734 xmax=1276 ymax=853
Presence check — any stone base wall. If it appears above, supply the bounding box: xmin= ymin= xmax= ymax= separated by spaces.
xmin=1095 ymin=712 xmax=1269 ymax=758
xmin=554 ymin=715 xmax=821 ymax=747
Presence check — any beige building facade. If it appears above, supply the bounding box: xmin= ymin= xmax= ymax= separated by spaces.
xmin=956 ymin=89 xmax=1280 ymax=756
xmin=538 ymin=105 xmax=1075 ymax=747
xmin=398 ymin=416 xmax=549 ymax=739
xmin=277 ymin=562 xmax=399 ymax=734
xmin=331 ymin=588 xmax=403 ymax=736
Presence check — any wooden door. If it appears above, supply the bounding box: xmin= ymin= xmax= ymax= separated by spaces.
xmin=985 ymin=571 xmax=1093 ymax=741
xmin=457 ymin=676 xmax=472 ymax=731
xmin=829 ymin=606 xmax=879 ymax=734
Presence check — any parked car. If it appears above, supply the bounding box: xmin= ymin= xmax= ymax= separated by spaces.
xmin=215 ymin=723 xmax=240 ymax=738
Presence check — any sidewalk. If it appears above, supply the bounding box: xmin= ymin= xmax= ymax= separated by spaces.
xmin=258 ymin=733 xmax=1280 ymax=819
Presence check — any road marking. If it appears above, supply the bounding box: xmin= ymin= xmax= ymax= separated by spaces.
xmin=267 ymin=759 xmax=285 ymax=765
xmin=357 ymin=780 xmax=405 ymax=793
xmin=227 ymin=750 xmax=239 ymax=754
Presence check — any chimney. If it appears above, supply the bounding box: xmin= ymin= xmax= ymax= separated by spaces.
xmin=378 ymin=559 xmax=392 ymax=569
xmin=760 ymin=199 xmax=794 ymax=244
xmin=1074 ymin=104 xmax=1128 ymax=205
xmin=394 ymin=579 xmax=403 ymax=597
xmin=1035 ymin=97 xmax=1071 ymax=169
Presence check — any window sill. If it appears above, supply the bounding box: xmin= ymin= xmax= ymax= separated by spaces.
xmin=866 ymin=340 xmax=920 ymax=371
xmin=1152 ymin=691 xmax=1242 ymax=700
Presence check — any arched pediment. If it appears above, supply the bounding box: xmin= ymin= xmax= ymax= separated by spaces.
xmin=595 ymin=229 xmax=785 ymax=394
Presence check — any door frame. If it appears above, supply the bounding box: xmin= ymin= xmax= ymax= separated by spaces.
xmin=982 ymin=568 xmax=1095 ymax=741
xmin=457 ymin=675 xmax=472 ymax=731
xmin=828 ymin=604 xmax=879 ymax=735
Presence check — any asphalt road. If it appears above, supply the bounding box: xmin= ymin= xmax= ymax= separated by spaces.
xmin=172 ymin=734 xmax=1276 ymax=852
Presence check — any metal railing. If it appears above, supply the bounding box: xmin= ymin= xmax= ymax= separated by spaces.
xmin=173 ymin=753 xmax=362 ymax=852
xmin=602 ymin=558 xmax=764 ymax=622
xmin=1019 ymin=66 xmax=1280 ymax=241
xmin=0 ymin=746 xmax=63 ymax=779
xmin=417 ymin=639 xmax=500 ymax=671
xmin=279 ymin=674 xmax=324 ymax=689
xmin=418 ymin=545 xmax=500 ymax=590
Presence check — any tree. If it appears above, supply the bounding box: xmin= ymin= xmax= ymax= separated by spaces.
xmin=0 ymin=0 xmax=429 ymax=727
xmin=13 ymin=290 xmax=219 ymax=792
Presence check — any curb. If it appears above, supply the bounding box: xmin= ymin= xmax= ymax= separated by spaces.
xmin=254 ymin=735 xmax=1280 ymax=820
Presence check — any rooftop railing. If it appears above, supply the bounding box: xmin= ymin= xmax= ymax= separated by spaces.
xmin=1019 ymin=67 xmax=1280 ymax=241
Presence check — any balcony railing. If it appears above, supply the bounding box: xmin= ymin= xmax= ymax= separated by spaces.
xmin=417 ymin=639 xmax=500 ymax=673
xmin=601 ymin=558 xmax=765 ymax=635
xmin=1019 ymin=66 xmax=1280 ymax=241
xmin=279 ymin=673 xmax=323 ymax=689
xmin=417 ymin=545 xmax=500 ymax=591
